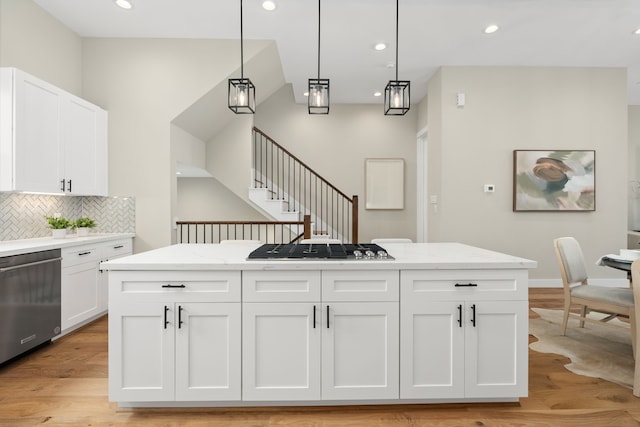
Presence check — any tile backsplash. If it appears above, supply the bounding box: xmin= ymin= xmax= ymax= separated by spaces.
xmin=0 ymin=193 xmax=135 ymax=241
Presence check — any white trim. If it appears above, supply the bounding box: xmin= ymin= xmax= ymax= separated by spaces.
xmin=416 ymin=126 xmax=428 ymax=243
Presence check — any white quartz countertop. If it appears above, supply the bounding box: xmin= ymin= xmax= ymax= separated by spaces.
xmin=0 ymin=233 xmax=135 ymax=257
xmin=100 ymin=242 xmax=537 ymax=271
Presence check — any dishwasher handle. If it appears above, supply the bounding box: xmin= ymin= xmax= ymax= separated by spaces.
xmin=0 ymin=257 xmax=62 ymax=273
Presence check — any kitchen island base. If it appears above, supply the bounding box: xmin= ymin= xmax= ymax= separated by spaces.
xmin=104 ymin=243 xmax=535 ymax=407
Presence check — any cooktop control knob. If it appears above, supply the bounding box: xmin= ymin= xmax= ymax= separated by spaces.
xmin=365 ymin=250 xmax=375 ymax=258
xmin=353 ymin=250 xmax=363 ymax=258
xmin=377 ymin=250 xmax=388 ymax=258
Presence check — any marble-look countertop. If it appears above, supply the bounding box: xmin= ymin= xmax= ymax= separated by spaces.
xmin=100 ymin=242 xmax=537 ymax=271
xmin=0 ymin=233 xmax=135 ymax=257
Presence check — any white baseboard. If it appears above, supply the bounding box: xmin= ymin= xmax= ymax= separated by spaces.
xmin=529 ymin=278 xmax=630 ymax=288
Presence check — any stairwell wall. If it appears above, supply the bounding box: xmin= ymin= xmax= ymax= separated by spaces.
xmin=253 ymin=84 xmax=418 ymax=243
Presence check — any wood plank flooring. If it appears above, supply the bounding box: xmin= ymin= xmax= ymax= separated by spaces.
xmin=1 ymin=288 xmax=640 ymax=426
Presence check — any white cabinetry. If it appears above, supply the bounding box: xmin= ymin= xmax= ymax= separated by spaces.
xmin=400 ymin=269 xmax=528 ymax=399
xmin=108 ymin=271 xmax=241 ymax=402
xmin=61 ymin=244 xmax=101 ymax=332
xmin=61 ymin=238 xmax=132 ymax=334
xmin=0 ymin=67 xmax=107 ymax=195
xmin=242 ymin=270 xmax=399 ymax=401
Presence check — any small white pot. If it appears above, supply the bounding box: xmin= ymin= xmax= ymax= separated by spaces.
xmin=51 ymin=229 xmax=67 ymax=239
xmin=76 ymin=227 xmax=90 ymax=237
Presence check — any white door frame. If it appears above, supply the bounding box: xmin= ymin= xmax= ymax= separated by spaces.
xmin=416 ymin=126 xmax=428 ymax=243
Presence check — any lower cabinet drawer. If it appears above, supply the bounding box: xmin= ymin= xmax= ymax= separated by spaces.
xmin=109 ymin=271 xmax=241 ymax=302
xmin=62 ymin=245 xmax=100 ymax=267
xmin=242 ymin=270 xmax=321 ymax=302
xmin=322 ymin=270 xmax=399 ymax=302
xmin=102 ymin=239 xmax=133 ymax=258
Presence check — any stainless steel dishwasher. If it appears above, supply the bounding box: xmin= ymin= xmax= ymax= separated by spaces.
xmin=0 ymin=249 xmax=62 ymax=365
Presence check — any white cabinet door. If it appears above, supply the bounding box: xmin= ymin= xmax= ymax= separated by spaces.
xmin=464 ymin=301 xmax=528 ymax=398
xmin=242 ymin=302 xmax=321 ymax=401
xmin=63 ymin=96 xmax=107 ymax=196
xmin=7 ymin=69 xmax=64 ymax=193
xmin=61 ymin=259 xmax=100 ymax=331
xmin=400 ymin=301 xmax=464 ymax=399
xmin=322 ymin=302 xmax=399 ymax=400
xmin=175 ymin=302 xmax=241 ymax=401
xmin=109 ymin=302 xmax=175 ymax=402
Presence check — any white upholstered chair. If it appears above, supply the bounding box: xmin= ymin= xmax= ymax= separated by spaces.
xmin=554 ymin=237 xmax=635 ymax=357
xmin=220 ymin=239 xmax=263 ymax=244
xmin=371 ymin=238 xmax=412 ymax=244
xmin=300 ymin=238 xmax=341 ymax=244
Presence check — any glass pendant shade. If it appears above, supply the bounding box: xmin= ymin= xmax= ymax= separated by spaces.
xmin=308 ymin=78 xmax=330 ymax=114
xmin=228 ymin=78 xmax=256 ymax=114
xmin=384 ymin=80 xmax=410 ymax=115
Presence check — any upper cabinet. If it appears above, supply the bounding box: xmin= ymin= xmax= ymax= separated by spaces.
xmin=0 ymin=68 xmax=107 ymax=196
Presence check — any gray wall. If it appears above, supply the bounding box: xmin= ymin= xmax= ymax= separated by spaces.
xmin=426 ymin=66 xmax=629 ymax=284
xmin=253 ymin=85 xmax=418 ymax=244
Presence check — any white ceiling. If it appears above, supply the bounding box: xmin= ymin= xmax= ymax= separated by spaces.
xmin=33 ymin=0 xmax=640 ymax=105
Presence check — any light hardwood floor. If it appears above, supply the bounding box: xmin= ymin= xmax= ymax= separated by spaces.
xmin=1 ymin=288 xmax=640 ymax=426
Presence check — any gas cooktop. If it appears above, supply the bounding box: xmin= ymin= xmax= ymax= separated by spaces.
xmin=247 ymin=243 xmax=393 ymax=261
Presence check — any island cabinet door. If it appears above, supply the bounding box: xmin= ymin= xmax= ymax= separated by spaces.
xmin=321 ymin=302 xmax=399 ymax=400
xmin=242 ymin=302 xmax=321 ymax=401
xmin=175 ymin=302 xmax=241 ymax=401
xmin=109 ymin=302 xmax=175 ymax=402
xmin=464 ymin=300 xmax=528 ymax=398
xmin=400 ymin=300 xmax=465 ymax=399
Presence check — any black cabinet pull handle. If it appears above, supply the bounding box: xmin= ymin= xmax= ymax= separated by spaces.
xmin=78 ymin=251 xmax=92 ymax=256
xmin=178 ymin=306 xmax=184 ymax=329
xmin=313 ymin=305 xmax=316 ymax=329
xmin=164 ymin=306 xmax=169 ymax=329
xmin=457 ymin=304 xmax=462 ymax=327
xmin=60 ymin=179 xmax=66 ymax=192
xmin=67 ymin=179 xmax=72 ymax=192
xmin=454 ymin=283 xmax=478 ymax=287
xmin=326 ymin=305 xmax=330 ymax=329
xmin=471 ymin=304 xmax=476 ymax=327
xmin=113 ymin=245 xmax=124 ymax=249
xmin=161 ymin=284 xmax=186 ymax=288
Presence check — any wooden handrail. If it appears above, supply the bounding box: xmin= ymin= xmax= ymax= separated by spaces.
xmin=253 ymin=127 xmax=353 ymax=202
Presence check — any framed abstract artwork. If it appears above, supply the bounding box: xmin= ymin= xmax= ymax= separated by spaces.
xmin=513 ymin=150 xmax=595 ymax=212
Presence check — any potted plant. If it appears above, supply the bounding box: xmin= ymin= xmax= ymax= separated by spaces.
xmin=45 ymin=215 xmax=72 ymax=239
xmin=74 ymin=217 xmax=96 ymax=236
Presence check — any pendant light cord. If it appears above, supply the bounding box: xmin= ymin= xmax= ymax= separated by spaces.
xmin=240 ymin=0 xmax=244 ymax=79
xmin=395 ymin=0 xmax=399 ymax=81
xmin=317 ymin=0 xmax=321 ymax=79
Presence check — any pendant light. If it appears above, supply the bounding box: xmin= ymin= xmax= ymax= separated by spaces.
xmin=384 ymin=0 xmax=410 ymax=115
xmin=308 ymin=0 xmax=330 ymax=114
xmin=228 ymin=0 xmax=256 ymax=114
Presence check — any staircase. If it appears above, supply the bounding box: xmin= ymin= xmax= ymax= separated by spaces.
xmin=250 ymin=127 xmax=358 ymax=243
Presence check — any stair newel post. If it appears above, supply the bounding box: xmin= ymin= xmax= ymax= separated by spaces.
xmin=351 ymin=195 xmax=358 ymax=243
xmin=303 ymin=215 xmax=312 ymax=239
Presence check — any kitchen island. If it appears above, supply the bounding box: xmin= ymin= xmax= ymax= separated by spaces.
xmin=101 ymin=242 xmax=536 ymax=408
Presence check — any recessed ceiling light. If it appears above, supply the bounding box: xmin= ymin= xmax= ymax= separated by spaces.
xmin=374 ymin=43 xmax=387 ymax=51
xmin=484 ymin=24 xmax=499 ymax=34
xmin=386 ymin=62 xmax=395 ymax=69
xmin=114 ymin=0 xmax=133 ymax=10
xmin=304 ymin=91 xmax=309 ymax=97
xmin=634 ymin=28 xmax=640 ymax=35
xmin=373 ymin=92 xmax=382 ymax=97
xmin=262 ymin=1 xmax=276 ymax=11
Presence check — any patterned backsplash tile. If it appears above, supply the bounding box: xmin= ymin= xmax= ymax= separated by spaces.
xmin=0 ymin=193 xmax=135 ymax=241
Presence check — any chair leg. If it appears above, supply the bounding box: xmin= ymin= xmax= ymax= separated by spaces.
xmin=632 ymin=312 xmax=637 ymax=361
xmin=561 ymin=301 xmax=571 ymax=336
xmin=635 ymin=344 xmax=640 ymax=397
xmin=579 ymin=305 xmax=587 ymax=328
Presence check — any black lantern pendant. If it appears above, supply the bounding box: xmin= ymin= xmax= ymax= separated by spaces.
xmin=228 ymin=0 xmax=256 ymax=114
xmin=384 ymin=0 xmax=410 ymax=115
xmin=308 ymin=0 xmax=330 ymax=114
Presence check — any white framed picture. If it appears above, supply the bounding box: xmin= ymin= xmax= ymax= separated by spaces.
xmin=365 ymin=158 xmax=404 ymax=210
